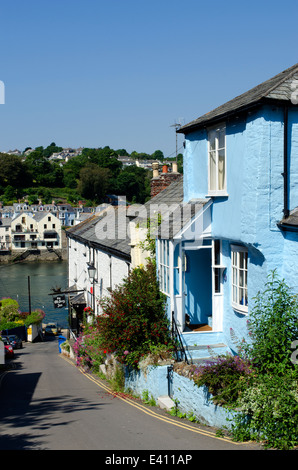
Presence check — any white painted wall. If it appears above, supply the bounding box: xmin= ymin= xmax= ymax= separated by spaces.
xmin=68 ymin=236 xmax=130 ymax=316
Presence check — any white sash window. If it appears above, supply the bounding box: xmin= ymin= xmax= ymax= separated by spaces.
xmin=231 ymin=245 xmax=248 ymax=313
xmin=158 ymin=239 xmax=170 ymax=295
xmin=208 ymin=124 xmax=227 ymax=195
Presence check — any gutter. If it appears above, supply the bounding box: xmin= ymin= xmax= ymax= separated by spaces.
xmin=282 ymin=104 xmax=289 ymax=219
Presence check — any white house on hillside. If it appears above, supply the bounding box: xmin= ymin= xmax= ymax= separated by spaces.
xmin=11 ymin=212 xmax=62 ymax=250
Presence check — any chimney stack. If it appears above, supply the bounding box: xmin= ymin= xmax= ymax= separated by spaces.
xmin=152 ymin=161 xmax=159 ymax=178
xmin=150 ymin=161 xmax=182 ymax=198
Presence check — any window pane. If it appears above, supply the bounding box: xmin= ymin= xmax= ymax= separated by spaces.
xmin=214 ymin=239 xmax=220 ymax=265
xmin=218 ymin=127 xmax=225 ymax=149
xmin=233 ymin=285 xmax=237 ymax=303
xmin=215 ymin=268 xmax=220 ymax=293
xmin=167 ymin=268 xmax=169 ymax=293
xmin=239 ymin=251 xmax=245 ymax=269
xmin=209 ymin=150 xmax=216 ymax=190
xmin=218 ymin=149 xmax=225 ymax=190
xmin=233 ymin=265 xmax=237 ymax=285
xmin=167 ymin=241 xmax=169 ymax=266
xmin=209 ymin=129 xmax=216 ymax=150
xmin=231 ymin=247 xmax=248 ymax=310
xmin=239 ymin=269 xmax=244 ymax=288
xmin=239 ymin=288 xmax=245 ymax=305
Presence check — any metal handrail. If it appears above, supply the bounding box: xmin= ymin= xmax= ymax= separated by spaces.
xmin=171 ymin=311 xmax=189 ymax=364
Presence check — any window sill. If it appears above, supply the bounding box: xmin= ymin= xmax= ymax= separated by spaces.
xmin=232 ymin=303 xmax=248 ymax=315
xmin=160 ymin=291 xmax=170 ymax=297
xmin=207 ymin=192 xmax=229 ymax=198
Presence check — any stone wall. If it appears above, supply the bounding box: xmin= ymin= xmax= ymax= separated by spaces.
xmin=125 ymin=363 xmax=236 ymax=429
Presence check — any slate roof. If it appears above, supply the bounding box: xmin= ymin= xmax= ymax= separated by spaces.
xmin=66 ymin=207 xmax=131 ymax=260
xmin=278 ymin=207 xmax=298 ymax=231
xmin=0 ymin=217 xmax=12 ymax=227
xmin=179 ymin=63 xmax=298 ymax=134
xmin=132 ymin=177 xmax=211 ymax=239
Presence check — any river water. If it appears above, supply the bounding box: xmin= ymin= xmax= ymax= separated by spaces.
xmin=0 ymin=260 xmax=69 ymax=327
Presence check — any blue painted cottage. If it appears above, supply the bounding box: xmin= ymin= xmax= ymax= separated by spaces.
xmin=156 ymin=64 xmax=298 ymax=362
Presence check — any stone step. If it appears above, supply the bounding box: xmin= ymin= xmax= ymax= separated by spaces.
xmin=157 ymin=395 xmax=175 ymax=411
xmin=185 ymin=342 xmax=226 ymax=351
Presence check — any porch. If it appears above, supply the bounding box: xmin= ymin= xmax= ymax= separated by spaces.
xmin=171 ymin=312 xmax=231 ymax=364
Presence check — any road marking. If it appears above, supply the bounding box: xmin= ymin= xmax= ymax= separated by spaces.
xmin=60 ymin=354 xmax=241 ymax=445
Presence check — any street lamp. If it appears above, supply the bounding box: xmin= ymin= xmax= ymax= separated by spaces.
xmin=87 ymin=262 xmax=97 ymax=281
xmin=87 ymin=262 xmax=97 ymax=312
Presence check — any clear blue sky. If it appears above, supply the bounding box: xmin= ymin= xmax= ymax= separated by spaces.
xmin=1 ymin=0 xmax=298 ymax=158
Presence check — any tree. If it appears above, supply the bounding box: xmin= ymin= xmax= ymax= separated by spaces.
xmin=0 ymin=153 xmax=31 ymax=188
xmin=115 ymin=166 xmax=151 ymax=203
xmin=151 ymin=150 xmax=164 ymax=161
xmin=43 ymin=142 xmax=63 ymax=159
xmin=77 ymin=164 xmax=111 ymax=202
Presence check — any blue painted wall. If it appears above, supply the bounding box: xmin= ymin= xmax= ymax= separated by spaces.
xmin=125 ymin=364 xmax=236 ymax=429
xmin=182 ymin=104 xmax=298 ymax=348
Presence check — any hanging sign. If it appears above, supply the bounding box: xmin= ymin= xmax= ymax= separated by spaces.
xmin=53 ymin=294 xmax=66 ymax=309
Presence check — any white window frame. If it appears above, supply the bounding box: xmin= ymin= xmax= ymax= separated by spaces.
xmin=208 ymin=123 xmax=227 ymax=196
xmin=231 ymin=245 xmax=248 ymax=314
xmin=158 ymin=239 xmax=170 ymax=295
xmin=212 ymin=239 xmax=225 ymax=295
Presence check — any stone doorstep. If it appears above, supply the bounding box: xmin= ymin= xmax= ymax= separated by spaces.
xmin=157 ymin=395 xmax=175 ymax=411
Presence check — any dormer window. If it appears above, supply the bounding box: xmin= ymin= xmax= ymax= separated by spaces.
xmin=208 ymin=124 xmax=227 ymax=195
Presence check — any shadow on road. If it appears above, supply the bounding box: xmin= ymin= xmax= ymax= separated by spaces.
xmin=0 ymin=344 xmax=108 ymax=450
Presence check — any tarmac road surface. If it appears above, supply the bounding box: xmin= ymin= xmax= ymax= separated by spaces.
xmin=0 ymin=337 xmax=262 ymax=453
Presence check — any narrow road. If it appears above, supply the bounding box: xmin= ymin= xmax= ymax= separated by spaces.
xmin=0 ymin=337 xmax=260 ymax=452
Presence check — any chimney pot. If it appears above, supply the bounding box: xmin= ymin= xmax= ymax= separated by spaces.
xmin=162 ymin=164 xmax=168 ymax=173
xmin=152 ymin=161 xmax=159 ymax=178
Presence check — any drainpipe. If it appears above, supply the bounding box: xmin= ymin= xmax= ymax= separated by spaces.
xmin=283 ymin=105 xmax=289 ymax=219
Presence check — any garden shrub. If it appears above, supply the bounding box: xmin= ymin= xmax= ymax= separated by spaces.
xmin=73 ymin=324 xmax=106 ymax=371
xmin=96 ymin=261 xmax=174 ymax=368
xmin=192 ymin=272 xmax=298 ymax=449
xmin=23 ymin=309 xmax=45 ymax=327
xmin=192 ymin=354 xmax=255 ymax=406
xmin=231 ymin=370 xmax=298 ymax=450
xmin=244 ymin=270 xmax=298 ymax=374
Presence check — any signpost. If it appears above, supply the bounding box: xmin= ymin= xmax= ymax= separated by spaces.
xmin=53 ymin=294 xmax=66 ymax=309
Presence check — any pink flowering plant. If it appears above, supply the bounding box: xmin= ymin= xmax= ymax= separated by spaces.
xmin=191 ymin=354 xmax=255 ymax=406
xmin=73 ymin=324 xmax=107 ymax=371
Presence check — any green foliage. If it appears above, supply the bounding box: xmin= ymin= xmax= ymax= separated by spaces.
xmin=73 ymin=324 xmax=106 ymax=371
xmin=191 ymin=272 xmax=298 ymax=449
xmin=229 ymin=272 xmax=298 ymax=449
xmin=231 ymin=371 xmax=298 ymax=450
xmin=77 ymin=164 xmax=111 ymax=202
xmin=244 ymin=270 xmax=298 ymax=374
xmin=23 ymin=309 xmax=45 ymax=326
xmin=96 ymin=261 xmax=173 ymax=368
xmin=0 ymin=153 xmax=32 ymax=189
xmin=0 ymin=144 xmax=166 ymax=205
xmin=192 ymin=354 xmax=256 ymax=407
xmin=114 ymin=166 xmax=151 ymax=203
xmin=142 ymin=389 xmax=156 ymax=406
xmin=0 ymin=298 xmax=21 ymax=327
xmin=109 ymin=364 xmax=125 ymax=392
xmin=0 ymin=298 xmax=44 ymax=330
